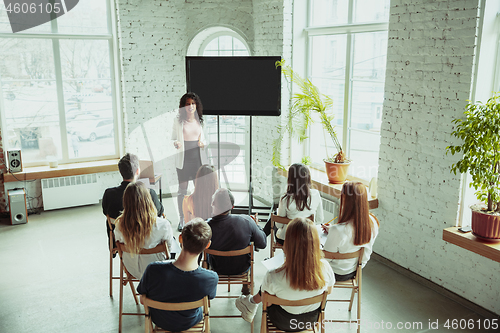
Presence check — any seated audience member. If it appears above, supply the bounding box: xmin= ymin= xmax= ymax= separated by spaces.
xmin=114 ymin=182 xmax=175 ymax=279
xmin=322 ymin=181 xmax=379 ymax=281
xmin=207 ymin=188 xmax=266 ymax=278
xmin=102 ymin=153 xmax=164 ymax=250
xmin=236 ymin=217 xmax=334 ymax=330
xmin=263 ymin=163 xmax=324 ymax=244
xmin=137 ymin=218 xmax=218 ymax=332
xmin=182 ymin=164 xmax=219 ymax=223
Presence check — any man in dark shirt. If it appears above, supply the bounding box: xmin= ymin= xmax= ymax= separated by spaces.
xmin=102 ymin=153 xmax=164 ymax=249
xmin=207 ymin=188 xmax=267 ymax=276
xmin=137 ymin=218 xmax=218 ymax=332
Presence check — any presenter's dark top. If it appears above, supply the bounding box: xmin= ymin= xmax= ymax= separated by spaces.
xmin=137 ymin=261 xmax=218 ymax=332
xmin=102 ymin=181 xmax=164 ymax=219
xmin=207 ymin=214 xmax=267 ymax=275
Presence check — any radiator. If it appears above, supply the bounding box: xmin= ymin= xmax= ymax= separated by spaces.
xmin=41 ymin=174 xmax=99 ymax=210
xmin=322 ymin=197 xmax=339 ymax=224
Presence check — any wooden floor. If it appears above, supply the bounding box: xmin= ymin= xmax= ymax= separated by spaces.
xmin=0 ymin=200 xmax=491 ymax=333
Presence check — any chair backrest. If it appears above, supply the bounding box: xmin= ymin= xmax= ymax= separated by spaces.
xmin=204 ymin=244 xmax=253 ymax=257
xmin=262 ymin=291 xmax=328 ymax=308
xmin=261 ymin=290 xmax=328 ymax=333
xmin=116 ymin=241 xmax=169 ymax=258
xmin=322 ymin=248 xmax=364 ymax=261
xmin=143 ymin=295 xmax=210 ymax=333
xmin=270 ymin=214 xmax=314 ymax=226
xmin=143 ymin=295 xmax=208 ymax=312
xmin=203 ymin=244 xmax=253 ymax=269
xmin=106 ymin=215 xmax=116 ymax=231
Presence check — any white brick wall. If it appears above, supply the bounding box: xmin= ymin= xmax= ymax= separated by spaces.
xmin=251 ymin=0 xmax=292 ymax=204
xmin=377 ymin=0 xmax=500 ymax=315
xmin=115 ymin=0 xmax=291 ymax=206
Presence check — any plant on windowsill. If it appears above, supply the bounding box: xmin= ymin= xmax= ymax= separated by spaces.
xmin=272 ymin=60 xmax=350 ymax=184
xmin=447 ymin=92 xmax=500 ymax=241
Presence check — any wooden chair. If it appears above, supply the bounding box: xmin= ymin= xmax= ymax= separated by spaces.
xmin=142 ymin=296 xmax=210 ymax=333
xmin=269 ymin=214 xmax=313 ymax=258
xmin=202 ymin=244 xmax=255 ymax=332
xmin=261 ymin=291 xmax=328 ymax=333
xmin=107 ymin=215 xmax=119 ymax=297
xmin=116 ymin=241 xmax=170 ymax=333
xmin=322 ymin=248 xmax=364 ymax=333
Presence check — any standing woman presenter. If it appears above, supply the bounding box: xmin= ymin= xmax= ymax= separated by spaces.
xmin=172 ymin=92 xmax=207 ymax=231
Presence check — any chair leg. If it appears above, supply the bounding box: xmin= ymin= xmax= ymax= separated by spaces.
xmin=348 ymin=288 xmax=356 ymax=311
xmin=129 ymin=278 xmax=139 ymax=305
xmin=119 ymin=262 xmax=124 ymax=333
xmin=357 ymin=287 xmax=361 ymax=333
xmin=109 ymin=250 xmax=113 ymax=297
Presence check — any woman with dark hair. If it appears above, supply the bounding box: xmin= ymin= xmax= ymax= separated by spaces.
xmin=182 ymin=164 xmax=219 ymax=222
xmin=236 ymin=217 xmax=334 ymax=330
xmin=172 ymin=92 xmax=208 ymax=231
xmin=114 ymin=182 xmax=175 ymax=279
xmin=322 ymin=181 xmax=379 ymax=281
xmin=272 ymin=163 xmax=324 ymax=244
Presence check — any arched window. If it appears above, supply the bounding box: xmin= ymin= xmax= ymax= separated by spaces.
xmin=187 ymin=27 xmax=250 ymax=56
xmin=187 ymin=28 xmax=251 ymax=193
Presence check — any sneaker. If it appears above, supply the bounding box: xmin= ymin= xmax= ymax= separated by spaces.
xmin=235 ymin=295 xmax=258 ymax=323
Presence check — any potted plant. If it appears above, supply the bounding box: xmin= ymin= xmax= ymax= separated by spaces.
xmin=273 ymin=60 xmax=350 ymax=183
xmin=447 ymin=92 xmax=500 ymax=241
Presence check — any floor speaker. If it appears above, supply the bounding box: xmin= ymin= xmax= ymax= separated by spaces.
xmin=7 ymin=149 xmax=22 ymax=173
xmin=8 ymin=189 xmax=28 ymax=225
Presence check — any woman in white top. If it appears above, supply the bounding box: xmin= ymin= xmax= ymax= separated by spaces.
xmin=172 ymin=92 xmax=208 ymax=231
xmin=114 ymin=182 xmax=174 ymax=279
xmin=236 ymin=217 xmax=334 ymax=330
xmin=272 ymin=163 xmax=324 ymax=243
xmin=322 ymin=181 xmax=379 ymax=281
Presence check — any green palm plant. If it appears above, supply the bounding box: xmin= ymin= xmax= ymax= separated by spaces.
xmin=272 ymin=60 xmax=346 ymax=169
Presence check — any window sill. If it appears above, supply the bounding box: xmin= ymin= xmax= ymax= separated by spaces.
xmin=443 ymin=227 xmax=500 ymax=263
xmin=277 ymin=167 xmax=379 ymax=209
xmin=3 ymin=159 xmax=119 ymax=182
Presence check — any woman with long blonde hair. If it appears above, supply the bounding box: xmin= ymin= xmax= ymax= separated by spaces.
xmin=236 ymin=218 xmax=334 ymax=331
xmin=182 ymin=164 xmax=219 ymax=222
xmin=323 ymin=181 xmax=380 ymax=281
xmin=114 ymin=182 xmax=175 ymax=279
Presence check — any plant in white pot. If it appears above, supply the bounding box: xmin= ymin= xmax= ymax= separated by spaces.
xmin=447 ymin=92 xmax=500 ymax=241
xmin=273 ymin=60 xmax=350 ymax=183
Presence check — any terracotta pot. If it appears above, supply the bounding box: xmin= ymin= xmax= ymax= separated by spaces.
xmin=324 ymin=160 xmax=351 ymax=184
xmin=471 ymin=207 xmax=500 ymax=241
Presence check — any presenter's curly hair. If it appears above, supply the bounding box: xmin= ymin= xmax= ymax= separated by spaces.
xmin=178 ymin=92 xmax=204 ymax=125
xmin=277 ymin=217 xmax=325 ymax=291
xmin=115 ymin=182 xmax=158 ymax=254
xmin=338 ymin=181 xmax=379 ymax=246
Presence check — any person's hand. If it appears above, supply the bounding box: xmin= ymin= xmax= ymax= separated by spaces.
xmin=321 ymin=223 xmax=331 ymax=234
xmin=198 ymin=134 xmax=204 ymax=148
xmin=251 ymin=213 xmax=259 ymax=226
xmin=174 ymin=141 xmax=182 ymax=149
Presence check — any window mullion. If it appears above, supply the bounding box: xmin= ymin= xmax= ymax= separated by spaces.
xmin=52 ymin=38 xmax=69 ymax=162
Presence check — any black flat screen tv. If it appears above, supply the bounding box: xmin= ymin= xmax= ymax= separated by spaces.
xmin=186 ymin=56 xmax=281 ymax=116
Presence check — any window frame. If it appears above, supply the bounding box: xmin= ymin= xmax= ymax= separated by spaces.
xmin=0 ymin=0 xmax=121 ymax=167
xmin=299 ymin=0 xmax=389 ymax=179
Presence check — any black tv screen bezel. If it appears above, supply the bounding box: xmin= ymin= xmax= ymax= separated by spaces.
xmin=185 ymin=56 xmax=281 ymax=116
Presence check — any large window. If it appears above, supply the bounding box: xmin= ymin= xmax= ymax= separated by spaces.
xmin=305 ymin=0 xmax=390 ymax=180
xmin=0 ymin=0 xmax=119 ymax=166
